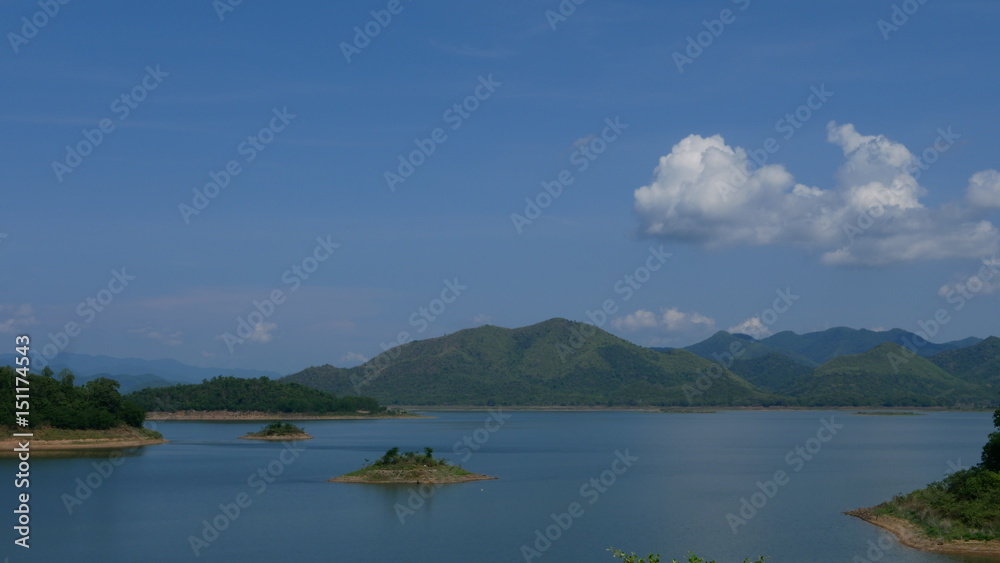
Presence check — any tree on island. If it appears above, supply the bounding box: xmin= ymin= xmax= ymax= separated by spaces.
xmin=609 ymin=549 xmax=766 ymax=562
xmin=372 ymin=447 xmax=443 ymax=468
xmin=253 ymin=421 xmax=306 ymax=437
xmin=331 ymin=447 xmax=495 ymax=484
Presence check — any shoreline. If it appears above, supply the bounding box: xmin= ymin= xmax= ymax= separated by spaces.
xmin=0 ymin=437 xmax=167 ymax=453
xmin=239 ymin=433 xmax=313 ymax=441
xmin=145 ymin=410 xmax=425 ymax=421
xmin=330 ymin=472 xmax=497 ymax=484
xmin=397 ymin=405 xmax=995 ymax=412
xmin=846 ymin=508 xmax=1000 ymax=555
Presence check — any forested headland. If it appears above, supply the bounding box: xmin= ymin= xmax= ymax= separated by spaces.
xmin=0 ymin=366 xmax=146 ymax=430
xmin=125 ymin=375 xmax=387 ymax=414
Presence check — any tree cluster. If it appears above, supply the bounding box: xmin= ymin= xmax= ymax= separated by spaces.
xmin=125 ymin=375 xmax=384 ymax=414
xmin=372 ymin=447 xmax=443 ymax=467
xmin=0 ymin=366 xmax=145 ymax=430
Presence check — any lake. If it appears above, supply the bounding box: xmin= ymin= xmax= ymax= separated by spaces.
xmin=4 ymin=410 xmax=998 ymax=562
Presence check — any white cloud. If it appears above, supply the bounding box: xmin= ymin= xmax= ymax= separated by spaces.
xmin=0 ymin=304 xmax=37 ymax=334
xmin=247 ymin=322 xmax=277 ymax=343
xmin=612 ymin=307 xmax=715 ymax=333
xmin=472 ymin=314 xmax=493 ymax=325
xmin=966 ymin=170 xmax=1000 ymax=208
xmin=662 ymin=308 xmax=714 ymax=331
xmin=612 ymin=310 xmax=659 ymax=331
xmin=728 ymin=317 xmax=771 ymax=339
xmin=632 ymin=122 xmax=1000 ymax=266
xmin=937 ymin=258 xmax=1000 ymax=298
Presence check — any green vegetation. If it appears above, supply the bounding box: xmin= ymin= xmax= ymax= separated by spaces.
xmin=0 ymin=366 xmax=146 ymax=430
xmin=333 ymin=447 xmax=493 ymax=483
xmin=608 ymin=549 xmax=766 ymax=563
xmin=728 ymin=352 xmax=815 ymax=394
xmin=983 ymin=408 xmax=1000 ymax=472
xmin=77 ymin=372 xmax=176 ymax=395
xmin=865 ymin=408 xmax=1000 ymax=541
xmin=125 ymin=375 xmax=385 ymax=414
xmin=285 ymin=319 xmax=777 ymax=407
xmin=931 ymin=336 xmax=1000 ymax=389
xmin=683 ymin=330 xmax=817 ymax=367
xmin=371 ymin=446 xmax=441 ymax=468
xmin=282 ymin=320 xmax=1000 ymax=407
xmin=247 ymin=421 xmax=307 ymax=437
xmin=757 ymin=327 xmax=974 ymax=364
xmin=787 ymin=343 xmax=983 ymax=407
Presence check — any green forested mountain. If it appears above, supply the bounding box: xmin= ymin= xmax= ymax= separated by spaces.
xmin=283 ymin=319 xmax=774 ymax=406
xmin=931 ymin=337 xmax=1000 ymax=392
xmin=283 ymin=321 xmax=998 ymax=407
xmin=788 ymin=342 xmax=985 ymax=406
xmin=125 ymin=376 xmax=384 ymax=413
xmin=760 ymin=327 xmax=980 ymax=365
xmin=17 ymin=321 xmax=992 ymax=410
xmin=683 ymin=330 xmax=817 ymax=368
xmin=728 ymin=352 xmax=816 ymax=394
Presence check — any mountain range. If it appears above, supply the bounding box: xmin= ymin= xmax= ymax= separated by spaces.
xmin=282 ymin=320 xmax=1000 ymax=407
xmin=3 ymin=321 xmax=997 ymax=407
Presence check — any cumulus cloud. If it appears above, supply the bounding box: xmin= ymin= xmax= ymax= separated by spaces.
xmin=632 ymin=122 xmax=1000 ymax=266
xmin=612 ymin=310 xmax=659 ymax=331
xmin=937 ymin=257 xmax=1000 ymax=298
xmin=247 ymin=322 xmax=277 ymax=343
xmin=612 ymin=307 xmax=714 ymax=333
xmin=727 ymin=317 xmax=771 ymax=339
xmin=0 ymin=304 xmax=37 ymax=334
xmin=966 ymin=170 xmax=1000 ymax=208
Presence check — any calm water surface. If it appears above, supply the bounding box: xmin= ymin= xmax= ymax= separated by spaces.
xmin=3 ymin=411 xmax=998 ymax=563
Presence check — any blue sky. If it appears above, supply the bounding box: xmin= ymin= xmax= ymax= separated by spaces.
xmin=2 ymin=0 xmax=999 ymax=374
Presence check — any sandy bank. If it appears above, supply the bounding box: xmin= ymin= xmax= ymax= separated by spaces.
xmin=0 ymin=438 xmax=167 ymax=452
xmin=330 ymin=471 xmax=497 ymax=484
xmin=397 ymin=405 xmax=994 ymax=412
xmin=145 ymin=410 xmax=422 ymax=421
xmin=846 ymin=508 xmax=1000 ymax=555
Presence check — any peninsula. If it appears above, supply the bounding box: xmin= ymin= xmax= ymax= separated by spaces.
xmin=0 ymin=367 xmax=165 ymax=453
xmin=127 ymin=376 xmax=410 ymax=420
xmin=847 ymin=407 xmax=1000 ymax=555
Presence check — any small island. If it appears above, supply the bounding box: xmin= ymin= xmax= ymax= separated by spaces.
xmin=240 ymin=421 xmax=312 ymax=441
xmin=847 ymin=407 xmax=1000 ymax=555
xmin=330 ymin=447 xmax=497 ymax=484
